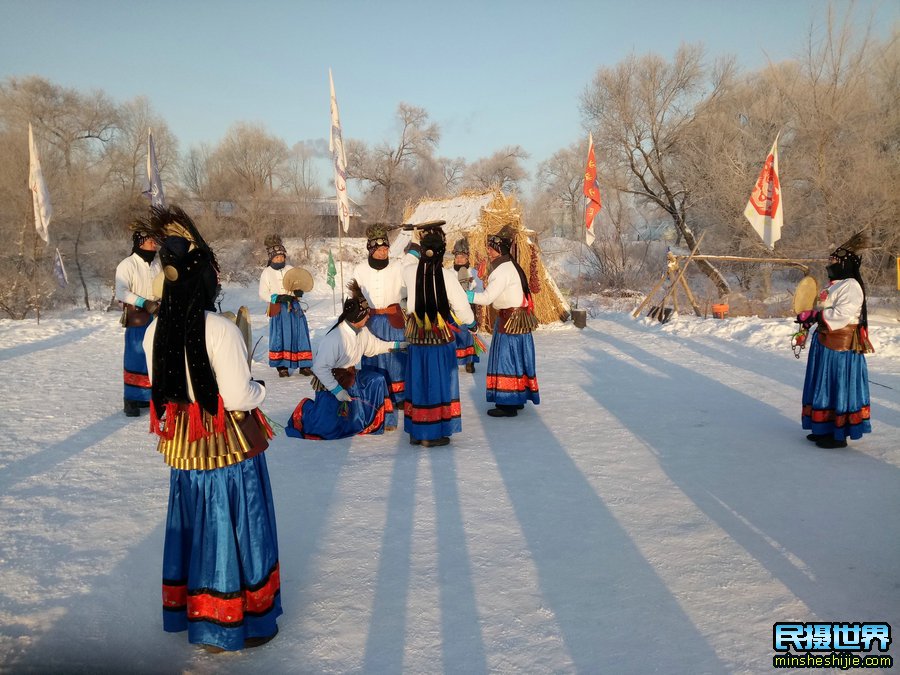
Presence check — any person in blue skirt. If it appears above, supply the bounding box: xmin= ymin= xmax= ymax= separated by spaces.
xmin=402 ymin=225 xmax=475 ymax=447
xmin=468 ymin=225 xmax=540 ymax=418
xmin=137 ymin=205 xmax=281 ymax=653
xmin=286 ymin=280 xmax=406 ymax=440
xmin=352 ymin=224 xmax=409 ymax=429
xmin=115 ymin=230 xmax=161 ymax=416
xmin=451 ymin=237 xmax=482 ymax=374
xmin=258 ymin=234 xmax=313 ymax=378
xmin=797 ymin=230 xmax=873 ymax=449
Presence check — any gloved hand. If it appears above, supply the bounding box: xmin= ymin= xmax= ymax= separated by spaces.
xmin=466 ymin=290 xmax=475 ymax=303
xmin=796 ymin=309 xmax=820 ymax=329
xmin=293 ymin=289 xmax=304 ymax=298
xmin=143 ymin=300 xmax=160 ymax=315
xmin=276 ymin=294 xmax=294 ymax=304
xmin=392 ymin=341 xmax=408 ymax=351
xmin=332 ymin=386 xmax=352 ymax=402
xmin=410 ymin=227 xmax=422 ymax=244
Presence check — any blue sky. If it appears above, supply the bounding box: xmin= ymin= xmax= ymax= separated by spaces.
xmin=2 ymin=0 xmax=896 ymax=191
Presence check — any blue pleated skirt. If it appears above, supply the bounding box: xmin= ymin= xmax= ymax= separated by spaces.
xmin=485 ymin=324 xmax=540 ymax=407
xmin=124 ymin=323 xmax=151 ymax=402
xmin=162 ymin=453 xmax=282 ymax=651
xmin=268 ymin=301 xmax=312 ymax=370
xmin=404 ymin=342 xmax=462 ymax=441
xmin=285 ymin=368 xmax=394 ymax=439
xmin=361 ymin=313 xmax=407 ymax=404
xmin=453 ymin=324 xmax=479 ymax=366
xmin=801 ymin=331 xmax=871 ymax=441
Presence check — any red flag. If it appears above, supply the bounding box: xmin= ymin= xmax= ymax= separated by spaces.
xmin=583 ymin=132 xmax=601 ymax=245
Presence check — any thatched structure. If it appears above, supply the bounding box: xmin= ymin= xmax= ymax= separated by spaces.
xmin=404 ymin=190 xmax=570 ymax=332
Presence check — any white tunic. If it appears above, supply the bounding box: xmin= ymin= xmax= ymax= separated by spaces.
xmin=144 ymin=312 xmax=266 ymax=412
xmin=352 ymin=260 xmax=406 ymax=309
xmin=258 ymin=265 xmax=294 ymax=302
xmin=820 ymin=278 xmax=864 ymax=331
xmin=471 ymin=260 xmax=524 ymax=310
xmin=312 ymin=322 xmax=395 ymax=391
xmin=401 ymin=263 xmax=475 ymax=327
xmin=115 ymin=253 xmax=161 ymax=306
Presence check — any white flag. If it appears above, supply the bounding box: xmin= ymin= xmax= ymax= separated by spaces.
xmin=28 ymin=123 xmax=52 ymax=244
xmin=145 ymin=128 xmax=167 ymax=209
xmin=744 ymin=134 xmax=783 ymax=249
xmin=329 ymin=69 xmax=351 ymax=233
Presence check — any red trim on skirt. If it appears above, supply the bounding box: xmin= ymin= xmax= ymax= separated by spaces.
xmin=269 ymin=350 xmax=313 ymax=361
xmin=162 ymin=563 xmax=280 ymax=623
xmin=802 ymin=404 xmax=870 ymax=428
xmin=486 ymin=374 xmax=539 ymax=394
xmin=124 ymin=369 xmax=151 ymax=389
xmin=403 ymin=400 xmax=462 ymax=423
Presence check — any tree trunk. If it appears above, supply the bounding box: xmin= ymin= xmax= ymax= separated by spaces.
xmin=75 ymin=224 xmax=91 ymax=310
xmin=681 ymin=226 xmax=730 ymax=298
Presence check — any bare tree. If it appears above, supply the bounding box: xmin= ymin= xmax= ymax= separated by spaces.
xmin=581 ymin=44 xmax=733 ymax=297
xmin=347 ymin=103 xmax=440 ymax=222
xmin=536 ymin=142 xmax=584 ymax=239
xmin=463 ymin=145 xmax=530 ymax=193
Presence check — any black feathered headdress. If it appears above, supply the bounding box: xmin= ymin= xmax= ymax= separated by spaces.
xmin=131 ymin=205 xmax=221 ymax=417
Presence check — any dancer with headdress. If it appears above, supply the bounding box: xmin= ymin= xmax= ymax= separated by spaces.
xmin=137 ymin=205 xmax=281 ymax=653
xmin=352 ymin=224 xmax=408 ymax=427
xmin=796 ymin=229 xmax=874 ymax=448
xmin=402 ymin=225 xmax=475 ymax=447
xmin=115 ymin=230 xmax=161 ymax=416
xmin=286 ymin=280 xmax=406 ymax=440
xmin=258 ymin=234 xmax=313 ymax=377
xmin=468 ymin=225 xmax=540 ymax=418
xmin=451 ymin=237 xmax=482 ymax=374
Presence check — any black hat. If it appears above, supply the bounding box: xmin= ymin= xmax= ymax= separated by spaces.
xmin=421 ymin=231 xmax=446 ymax=260
xmin=452 ymin=238 xmax=469 ymax=255
xmin=487 ymin=225 xmax=516 ymax=255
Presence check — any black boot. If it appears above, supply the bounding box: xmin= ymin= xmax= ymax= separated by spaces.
xmin=806 ymin=433 xmax=827 ymax=442
xmin=487 ymin=405 xmax=518 ymax=418
xmin=465 ymin=362 xmax=475 ymax=374
xmin=815 ymin=436 xmax=848 ymax=449
xmin=277 ymin=367 xmax=290 ymax=378
xmin=123 ymin=399 xmax=140 ymax=417
xmin=298 ymin=367 xmax=313 ymax=376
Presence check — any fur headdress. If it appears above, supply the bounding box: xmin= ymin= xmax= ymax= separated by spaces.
xmin=264 ymin=234 xmax=287 ymax=261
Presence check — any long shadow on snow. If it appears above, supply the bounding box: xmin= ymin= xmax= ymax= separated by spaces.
xmin=584 ymin=328 xmax=900 ymax=626
xmin=0 ymin=326 xmax=97 ymax=362
xmin=364 ymin=439 xmax=488 ymax=672
xmin=1 ymin=519 xmax=201 ymax=674
xmin=0 ymin=413 xmax=124 ymax=494
xmin=484 ymin=410 xmax=726 ymax=673
xmin=265 ymin=436 xmax=352 ymax=670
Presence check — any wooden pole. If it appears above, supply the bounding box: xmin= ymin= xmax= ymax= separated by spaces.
xmin=656 ymin=231 xmax=707 ymax=313
xmin=679 ymin=275 xmax=702 ymax=317
xmin=632 ymin=268 xmax=668 ymax=318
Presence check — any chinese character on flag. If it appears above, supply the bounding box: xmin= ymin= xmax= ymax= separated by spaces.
xmin=583 ymin=132 xmax=601 ymax=246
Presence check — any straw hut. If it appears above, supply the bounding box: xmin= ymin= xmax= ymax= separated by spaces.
xmin=404 ymin=190 xmax=570 ymax=332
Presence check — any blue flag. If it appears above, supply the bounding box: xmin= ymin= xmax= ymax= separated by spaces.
xmin=143 ymin=128 xmax=166 ymax=208
xmin=53 ymin=247 xmax=68 ymax=288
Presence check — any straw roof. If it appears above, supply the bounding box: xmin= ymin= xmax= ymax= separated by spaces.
xmin=406 ymin=190 xmax=570 ymax=331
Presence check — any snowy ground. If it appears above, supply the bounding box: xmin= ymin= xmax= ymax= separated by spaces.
xmin=1 ymin=280 xmax=899 ymax=674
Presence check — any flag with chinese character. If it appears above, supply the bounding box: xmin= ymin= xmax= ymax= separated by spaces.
xmin=327 ymin=249 xmax=337 ymax=289
xmin=28 ymin=123 xmax=52 ymax=244
xmin=329 ymin=69 xmax=351 ymax=233
xmin=53 ymin=247 xmax=68 ymax=288
xmin=144 ymin=128 xmax=167 ymax=209
xmin=744 ymin=134 xmax=783 ymax=249
xmin=583 ymin=132 xmax=601 ymax=246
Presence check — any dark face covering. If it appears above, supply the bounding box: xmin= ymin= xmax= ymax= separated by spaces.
xmin=368 ymin=254 xmax=389 ymax=270
xmin=270 ymin=261 xmax=286 ymax=270
xmin=134 ymin=247 xmax=157 ymax=264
